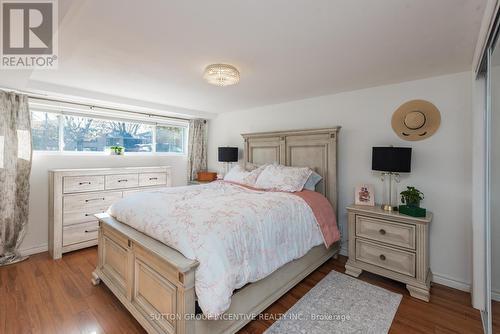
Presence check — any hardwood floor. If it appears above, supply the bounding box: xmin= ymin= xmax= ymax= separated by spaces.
xmin=493 ymin=300 xmax=500 ymax=333
xmin=0 ymin=247 xmax=488 ymax=334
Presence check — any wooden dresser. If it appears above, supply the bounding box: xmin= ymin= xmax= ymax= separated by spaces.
xmin=345 ymin=205 xmax=432 ymax=301
xmin=49 ymin=166 xmax=171 ymax=259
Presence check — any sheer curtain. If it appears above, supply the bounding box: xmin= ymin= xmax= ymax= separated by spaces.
xmin=0 ymin=92 xmax=32 ymax=266
xmin=187 ymin=119 xmax=207 ymax=181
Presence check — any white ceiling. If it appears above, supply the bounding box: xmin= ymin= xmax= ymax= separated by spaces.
xmin=4 ymin=0 xmax=487 ymax=115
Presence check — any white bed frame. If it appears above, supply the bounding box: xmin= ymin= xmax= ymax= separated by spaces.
xmin=92 ymin=127 xmax=341 ymax=334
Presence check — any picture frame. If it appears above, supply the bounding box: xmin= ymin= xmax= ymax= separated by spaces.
xmin=355 ymin=184 xmax=375 ymax=206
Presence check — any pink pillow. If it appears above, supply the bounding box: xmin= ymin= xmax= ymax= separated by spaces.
xmin=224 ymin=164 xmax=266 ymax=186
xmin=254 ymin=164 xmax=312 ymax=192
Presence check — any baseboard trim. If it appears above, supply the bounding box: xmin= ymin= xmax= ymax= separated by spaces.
xmin=432 ymin=272 xmax=471 ymax=292
xmin=19 ymin=242 xmax=475 ymax=296
xmin=492 ymin=289 xmax=500 ymax=302
xmin=19 ymin=244 xmax=48 ymax=257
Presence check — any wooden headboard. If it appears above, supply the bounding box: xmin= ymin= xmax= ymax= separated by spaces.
xmin=241 ymin=127 xmax=340 ymax=213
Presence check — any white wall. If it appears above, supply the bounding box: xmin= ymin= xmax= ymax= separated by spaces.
xmin=208 ymin=71 xmax=473 ymax=290
xmin=20 ymin=154 xmax=188 ymax=254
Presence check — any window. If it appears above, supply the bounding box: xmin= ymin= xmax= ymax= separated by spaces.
xmin=156 ymin=125 xmax=186 ymax=153
xmin=62 ymin=115 xmax=153 ymax=152
xmin=30 ymin=110 xmax=187 ymax=154
xmin=31 ymin=111 xmax=59 ymax=151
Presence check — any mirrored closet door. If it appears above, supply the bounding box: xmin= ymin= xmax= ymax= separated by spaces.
xmin=488 ymin=33 xmax=500 ymax=334
xmin=490 ymin=42 xmax=500 ymax=332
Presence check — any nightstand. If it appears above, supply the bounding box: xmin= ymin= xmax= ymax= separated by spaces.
xmin=345 ymin=205 xmax=432 ymax=301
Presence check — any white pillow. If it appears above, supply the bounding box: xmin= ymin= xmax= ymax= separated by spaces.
xmin=303 ymin=171 xmax=322 ymax=191
xmin=254 ymin=164 xmax=312 ymax=192
xmin=223 ymin=164 xmax=266 ymax=186
xmin=238 ymin=161 xmax=264 ymax=171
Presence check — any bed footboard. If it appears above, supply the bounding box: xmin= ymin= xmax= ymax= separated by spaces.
xmin=93 ymin=214 xmax=199 ymax=334
xmin=93 ymin=213 xmax=339 ymax=334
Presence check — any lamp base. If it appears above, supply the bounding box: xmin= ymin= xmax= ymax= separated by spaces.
xmin=381 ymin=204 xmax=398 ymax=212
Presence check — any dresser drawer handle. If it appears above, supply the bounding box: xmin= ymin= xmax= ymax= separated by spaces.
xmin=84 ymin=228 xmax=99 ymax=233
xmin=84 ymin=212 xmax=104 ymax=216
xmin=379 ymin=229 xmax=386 ymax=235
xmin=149 ymin=177 xmax=158 ymax=181
xmin=379 ymin=254 xmax=386 ymax=261
xmin=117 ymin=179 xmax=128 ymax=183
xmin=85 ymin=197 xmax=105 ymax=203
xmin=79 ymin=181 xmax=91 ymax=185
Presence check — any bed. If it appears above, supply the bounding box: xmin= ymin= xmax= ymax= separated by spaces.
xmin=91 ymin=127 xmax=341 ymax=334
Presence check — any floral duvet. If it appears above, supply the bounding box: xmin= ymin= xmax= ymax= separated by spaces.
xmin=108 ymin=181 xmax=339 ymax=318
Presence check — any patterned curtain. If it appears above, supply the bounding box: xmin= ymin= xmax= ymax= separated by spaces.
xmin=187 ymin=119 xmax=207 ymax=181
xmin=0 ymin=92 xmax=32 ymax=266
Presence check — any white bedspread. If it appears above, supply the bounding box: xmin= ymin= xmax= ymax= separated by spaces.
xmin=108 ymin=181 xmax=324 ymax=318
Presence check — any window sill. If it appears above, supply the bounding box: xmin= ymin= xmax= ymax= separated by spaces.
xmin=33 ymin=151 xmax=187 ymax=157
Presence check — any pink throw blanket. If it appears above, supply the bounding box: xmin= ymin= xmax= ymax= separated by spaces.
xmin=292 ymin=190 xmax=340 ymax=248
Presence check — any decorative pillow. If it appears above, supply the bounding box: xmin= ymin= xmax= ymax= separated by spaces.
xmin=254 ymin=164 xmax=312 ymax=192
xmin=303 ymin=171 xmax=322 ymax=191
xmin=223 ymin=164 xmax=266 ymax=186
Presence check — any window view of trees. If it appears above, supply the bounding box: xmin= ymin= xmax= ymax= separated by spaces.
xmin=30 ymin=111 xmax=186 ymax=154
xmin=31 ymin=111 xmax=59 ymax=151
xmin=63 ymin=116 xmax=153 ymax=152
xmin=63 ymin=116 xmax=106 ymax=151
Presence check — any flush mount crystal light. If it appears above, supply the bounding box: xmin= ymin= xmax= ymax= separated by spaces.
xmin=203 ymin=64 xmax=240 ymax=86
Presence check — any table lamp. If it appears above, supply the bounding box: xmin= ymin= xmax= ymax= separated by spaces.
xmin=372 ymin=147 xmax=412 ymax=211
xmin=218 ymin=147 xmax=238 ymax=175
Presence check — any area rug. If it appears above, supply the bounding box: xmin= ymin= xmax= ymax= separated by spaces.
xmin=264 ymin=270 xmax=402 ymax=334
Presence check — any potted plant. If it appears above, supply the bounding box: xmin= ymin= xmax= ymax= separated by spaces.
xmin=399 ymin=186 xmax=426 ymax=217
xmin=400 ymin=186 xmax=424 ymax=207
xmin=109 ymin=145 xmax=124 ymax=155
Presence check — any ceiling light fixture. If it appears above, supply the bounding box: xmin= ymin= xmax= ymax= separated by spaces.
xmin=203 ymin=64 xmax=240 ymax=86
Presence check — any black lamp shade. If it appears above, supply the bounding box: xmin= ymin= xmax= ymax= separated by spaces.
xmin=218 ymin=147 xmax=238 ymax=162
xmin=372 ymin=147 xmax=412 ymax=173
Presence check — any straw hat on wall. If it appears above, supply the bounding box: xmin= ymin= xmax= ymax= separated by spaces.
xmin=391 ymin=100 xmax=441 ymax=141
